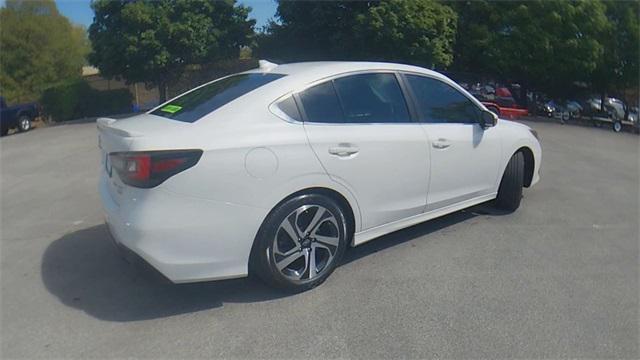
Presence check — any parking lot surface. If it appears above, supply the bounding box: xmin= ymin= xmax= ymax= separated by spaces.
xmin=1 ymin=120 xmax=638 ymax=358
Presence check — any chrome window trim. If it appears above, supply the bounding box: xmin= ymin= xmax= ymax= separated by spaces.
xmin=279 ymin=70 xmax=418 ymax=125
xmin=269 ymin=95 xmax=302 ymax=124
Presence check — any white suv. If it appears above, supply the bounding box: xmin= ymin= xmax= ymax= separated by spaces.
xmin=98 ymin=61 xmax=541 ymax=291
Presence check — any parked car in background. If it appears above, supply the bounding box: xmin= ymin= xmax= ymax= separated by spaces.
xmin=585 ymin=97 xmax=627 ymax=120
xmin=0 ymin=96 xmax=39 ymax=136
xmin=549 ymin=100 xmax=582 ymax=123
xmin=464 ymin=83 xmax=529 ymax=118
xmin=584 ymin=96 xmax=636 ymax=133
xmin=628 ymin=107 xmax=638 ymax=124
xmin=481 ymin=100 xmax=529 ymax=118
xmin=535 ymin=99 xmax=555 ymax=118
xmin=98 ymin=61 xmax=541 ymax=291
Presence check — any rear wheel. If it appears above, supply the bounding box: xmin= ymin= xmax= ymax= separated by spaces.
xmin=613 ymin=121 xmax=622 ymax=133
xmin=17 ymin=115 xmax=32 ymax=132
xmin=0 ymin=126 xmax=7 ymax=136
xmin=495 ymin=152 xmax=524 ymax=212
xmin=252 ymin=194 xmax=348 ymax=292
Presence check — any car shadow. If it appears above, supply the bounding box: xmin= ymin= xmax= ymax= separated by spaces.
xmin=41 ymin=224 xmax=289 ymax=322
xmin=41 ymin=202 xmax=504 ymax=322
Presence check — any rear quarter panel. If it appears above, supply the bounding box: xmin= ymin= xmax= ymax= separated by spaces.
xmin=144 ymin=105 xmax=363 ymax=233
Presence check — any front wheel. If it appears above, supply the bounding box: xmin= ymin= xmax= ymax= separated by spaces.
xmin=252 ymin=194 xmax=348 ymax=292
xmin=17 ymin=115 xmax=32 ymax=132
xmin=495 ymin=152 xmax=524 ymax=212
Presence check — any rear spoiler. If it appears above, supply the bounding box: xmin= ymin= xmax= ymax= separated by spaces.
xmin=96 ymin=117 xmax=141 ymax=138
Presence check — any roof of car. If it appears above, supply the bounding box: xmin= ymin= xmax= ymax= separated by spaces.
xmin=249 ymin=60 xmax=444 ymax=79
xmin=241 ymin=60 xmax=449 ymax=96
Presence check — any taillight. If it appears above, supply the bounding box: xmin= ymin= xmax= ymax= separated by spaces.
xmin=109 ymin=150 xmax=202 ymax=188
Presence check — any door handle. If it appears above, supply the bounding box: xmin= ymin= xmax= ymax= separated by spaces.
xmin=432 ymin=138 xmax=451 ymax=150
xmin=328 ymin=145 xmax=359 ymax=157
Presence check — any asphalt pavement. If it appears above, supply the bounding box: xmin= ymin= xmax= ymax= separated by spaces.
xmin=1 ymin=119 xmax=638 ymax=358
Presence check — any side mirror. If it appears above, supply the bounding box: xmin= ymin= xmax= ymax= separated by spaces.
xmin=480 ymin=110 xmax=498 ymax=129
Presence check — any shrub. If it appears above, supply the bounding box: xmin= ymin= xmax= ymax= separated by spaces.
xmin=41 ymin=79 xmax=132 ymax=122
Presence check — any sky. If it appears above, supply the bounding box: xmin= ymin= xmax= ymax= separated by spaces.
xmin=2 ymin=0 xmax=278 ymax=29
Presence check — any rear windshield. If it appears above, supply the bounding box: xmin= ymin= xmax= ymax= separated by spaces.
xmin=151 ymin=73 xmax=285 ymax=123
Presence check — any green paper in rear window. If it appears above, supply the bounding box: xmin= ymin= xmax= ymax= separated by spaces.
xmin=151 ymin=73 xmax=286 ymax=123
xmin=160 ymin=104 xmax=182 ymax=114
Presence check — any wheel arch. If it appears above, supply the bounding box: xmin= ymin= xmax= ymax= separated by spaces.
xmin=269 ymin=187 xmax=356 ymax=241
xmin=248 ymin=186 xmax=358 ymax=274
xmin=16 ymin=110 xmax=33 ymax=120
xmin=516 ymin=146 xmax=535 ymax=188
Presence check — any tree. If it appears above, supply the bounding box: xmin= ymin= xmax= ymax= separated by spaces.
xmin=449 ymin=0 xmax=609 ymax=99
xmin=88 ymin=0 xmax=255 ymax=102
xmin=355 ymin=0 xmax=457 ymax=68
xmin=591 ymin=1 xmax=639 ymax=107
xmin=257 ymin=1 xmax=374 ymax=62
xmin=257 ymin=0 xmax=457 ymax=69
xmin=0 ymin=0 xmax=88 ymax=104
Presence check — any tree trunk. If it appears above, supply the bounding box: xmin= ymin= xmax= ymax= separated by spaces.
xmin=158 ymin=81 xmax=168 ymax=103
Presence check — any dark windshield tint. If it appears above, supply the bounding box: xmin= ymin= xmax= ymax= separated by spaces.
xmin=151 ymin=73 xmax=285 ymax=123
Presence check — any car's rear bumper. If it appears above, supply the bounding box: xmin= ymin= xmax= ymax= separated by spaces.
xmin=99 ymin=175 xmax=268 ymax=283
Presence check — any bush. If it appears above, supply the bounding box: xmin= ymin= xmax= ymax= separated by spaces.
xmin=41 ymin=79 xmax=132 ymax=122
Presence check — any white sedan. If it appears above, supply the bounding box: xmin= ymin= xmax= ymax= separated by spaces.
xmin=98 ymin=61 xmax=541 ymax=291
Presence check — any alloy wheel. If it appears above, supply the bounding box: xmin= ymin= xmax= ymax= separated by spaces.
xmin=19 ymin=117 xmax=31 ymax=131
xmin=272 ymin=204 xmax=341 ymax=282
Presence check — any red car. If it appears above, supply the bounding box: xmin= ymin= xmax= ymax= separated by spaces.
xmin=481 ymin=101 xmax=529 ymax=118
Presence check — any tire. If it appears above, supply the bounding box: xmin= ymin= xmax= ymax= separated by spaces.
xmin=17 ymin=115 xmax=32 ymax=132
xmin=495 ymin=152 xmax=524 ymax=212
xmin=251 ymin=193 xmax=348 ymax=292
xmin=613 ymin=121 xmax=622 ymax=133
xmin=0 ymin=126 xmax=7 ymax=136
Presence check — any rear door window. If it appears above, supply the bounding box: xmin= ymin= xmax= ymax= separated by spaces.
xmin=151 ymin=73 xmax=285 ymax=123
xmin=298 ymin=73 xmax=411 ymax=124
xmin=333 ymin=73 xmax=411 ymax=123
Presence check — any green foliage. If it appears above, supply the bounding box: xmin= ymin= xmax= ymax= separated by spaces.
xmin=591 ymin=1 xmax=639 ymax=95
xmin=355 ymin=0 xmax=457 ymax=68
xmin=88 ymin=0 xmax=255 ymax=101
xmin=0 ymin=0 xmax=89 ymax=104
xmin=258 ymin=0 xmax=457 ymax=68
xmin=448 ymin=0 xmax=610 ymax=97
xmin=257 ymin=1 xmax=373 ymax=61
xmin=41 ymin=79 xmax=132 ymax=122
